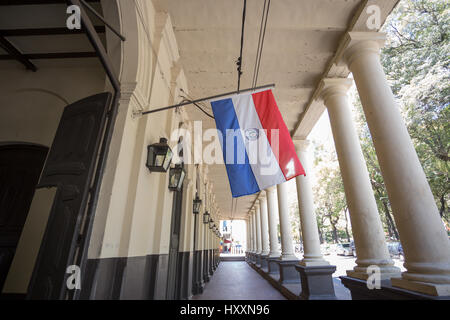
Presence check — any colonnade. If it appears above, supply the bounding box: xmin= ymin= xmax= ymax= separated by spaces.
xmin=245 ymin=32 xmax=450 ymax=299
xmin=192 ymin=179 xmax=221 ymax=295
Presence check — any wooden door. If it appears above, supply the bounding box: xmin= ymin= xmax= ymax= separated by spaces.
xmin=27 ymin=93 xmax=111 ymax=299
xmin=166 ymin=184 xmax=184 ymax=299
xmin=0 ymin=144 xmax=48 ymax=292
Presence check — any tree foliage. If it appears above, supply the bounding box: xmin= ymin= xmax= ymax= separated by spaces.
xmin=312 ymin=145 xmax=349 ymax=243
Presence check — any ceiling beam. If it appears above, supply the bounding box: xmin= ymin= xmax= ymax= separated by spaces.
xmin=0 ymin=36 xmax=37 ymax=71
xmin=0 ymin=0 xmax=98 ymax=5
xmin=0 ymin=26 xmax=105 ymax=36
xmin=0 ymin=51 xmax=97 ymax=60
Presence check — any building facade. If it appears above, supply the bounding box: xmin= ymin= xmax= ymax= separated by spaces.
xmin=0 ymin=0 xmax=448 ymax=300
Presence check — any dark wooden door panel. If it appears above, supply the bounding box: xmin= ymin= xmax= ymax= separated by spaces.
xmin=27 ymin=92 xmax=111 ymax=300
xmin=166 ymin=186 xmax=183 ymax=300
xmin=0 ymin=144 xmax=48 ymax=292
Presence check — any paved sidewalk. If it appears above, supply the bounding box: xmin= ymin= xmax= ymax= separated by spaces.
xmin=191 ymin=261 xmax=286 ymax=300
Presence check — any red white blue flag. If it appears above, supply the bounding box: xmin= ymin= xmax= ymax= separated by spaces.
xmin=211 ymin=89 xmax=305 ymax=197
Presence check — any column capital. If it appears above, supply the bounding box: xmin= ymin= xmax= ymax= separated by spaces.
xmin=318 ymin=78 xmax=353 ymax=104
xmin=292 ymin=138 xmax=310 ymax=152
xmin=338 ymin=32 xmax=386 ymax=69
xmin=258 ymin=191 xmax=266 ymax=200
xmin=265 ymin=185 xmax=277 ymax=193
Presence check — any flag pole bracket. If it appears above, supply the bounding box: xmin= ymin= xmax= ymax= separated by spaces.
xmin=135 ymin=83 xmax=275 ymax=118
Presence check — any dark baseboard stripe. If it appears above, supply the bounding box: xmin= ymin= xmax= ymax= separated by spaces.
xmin=80 ymin=252 xmax=198 ymax=300
xmin=0 ymin=293 xmax=26 ymax=300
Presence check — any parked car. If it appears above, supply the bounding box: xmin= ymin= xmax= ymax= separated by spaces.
xmin=320 ymin=243 xmax=331 ymax=255
xmin=336 ymin=243 xmax=353 ymax=256
xmin=350 ymin=240 xmax=356 ymax=257
xmin=328 ymin=243 xmax=338 ymax=253
xmin=294 ymin=243 xmax=303 ymax=254
xmin=387 ymin=241 xmax=404 ymax=260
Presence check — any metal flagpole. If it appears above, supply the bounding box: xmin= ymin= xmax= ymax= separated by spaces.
xmin=139 ymin=83 xmax=275 ymax=116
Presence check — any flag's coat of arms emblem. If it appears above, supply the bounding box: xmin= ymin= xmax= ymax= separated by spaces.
xmin=244 ymin=128 xmax=259 ymax=141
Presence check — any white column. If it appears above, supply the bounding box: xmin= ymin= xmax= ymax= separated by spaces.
xmin=249 ymin=214 xmax=254 ymax=252
xmin=342 ymin=32 xmax=450 ymax=294
xmin=209 ymin=219 xmax=212 ymax=251
xmin=255 ymin=203 xmax=262 ymax=254
xmin=246 ymin=218 xmax=250 ymax=253
xmin=199 ymin=212 xmax=205 ymax=252
xmin=252 ymin=209 xmax=257 ymax=253
xmin=293 ymin=139 xmax=329 ymax=267
xmin=277 ymin=182 xmax=297 ymax=260
xmin=266 ymin=186 xmax=281 ymax=258
xmin=319 ymin=78 xmax=400 ymax=279
xmin=259 ymin=193 xmax=270 ymax=256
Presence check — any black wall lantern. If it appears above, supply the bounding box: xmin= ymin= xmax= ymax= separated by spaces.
xmin=193 ymin=195 xmax=202 ymax=214
xmin=209 ymin=218 xmax=214 ymax=229
xmin=168 ymin=164 xmax=186 ymax=191
xmin=146 ymin=138 xmax=173 ymax=172
xmin=203 ymin=211 xmax=210 ymax=224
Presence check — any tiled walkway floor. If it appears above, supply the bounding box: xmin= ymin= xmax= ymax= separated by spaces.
xmin=191 ymin=261 xmax=286 ymax=300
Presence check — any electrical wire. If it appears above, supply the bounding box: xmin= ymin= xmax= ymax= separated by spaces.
xmin=252 ymin=0 xmax=267 ymax=89
xmin=252 ymin=0 xmax=271 ymax=89
xmin=181 ymin=98 xmax=215 ymax=119
xmin=237 ymin=0 xmax=247 ymax=92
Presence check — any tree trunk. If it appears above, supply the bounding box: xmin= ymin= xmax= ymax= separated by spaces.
xmin=382 ymin=199 xmax=399 ymax=240
xmin=330 ymin=223 xmax=338 ymax=244
xmin=318 ymin=227 xmax=323 ymax=244
xmin=439 ymin=193 xmax=447 ymax=219
xmin=344 ymin=208 xmax=351 ymax=242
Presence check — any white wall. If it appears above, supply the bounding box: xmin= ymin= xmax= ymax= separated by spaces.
xmin=88 ymin=0 xmax=197 ymax=259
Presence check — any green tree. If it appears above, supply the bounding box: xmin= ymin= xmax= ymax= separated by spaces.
xmin=313 ymin=144 xmax=348 ymax=244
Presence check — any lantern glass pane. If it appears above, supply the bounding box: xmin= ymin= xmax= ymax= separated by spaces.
xmin=163 ymin=149 xmax=173 ymax=171
xmin=203 ymin=212 xmax=209 ymax=224
xmin=178 ymin=170 xmax=185 ymax=189
xmin=193 ymin=197 xmax=201 ymax=214
xmin=169 ymin=170 xmax=178 ymax=188
xmin=155 ymin=153 xmax=165 ymax=167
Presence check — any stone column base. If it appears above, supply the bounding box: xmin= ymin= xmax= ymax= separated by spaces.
xmin=260 ymin=255 xmax=269 ymax=269
xmin=391 ymin=277 xmax=450 ymax=297
xmin=255 ymin=254 xmax=262 ymax=267
xmin=340 ymin=276 xmax=450 ymax=300
xmin=194 ymin=280 xmax=205 ymax=295
xmin=276 ymin=259 xmax=300 ymax=285
xmin=267 ymin=257 xmax=280 ymax=274
xmin=296 ymin=264 xmax=337 ymax=300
